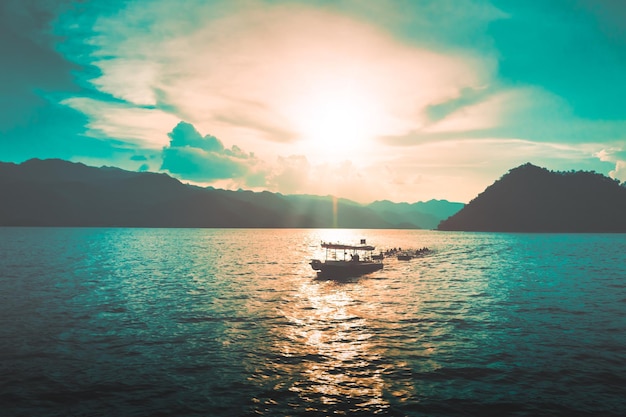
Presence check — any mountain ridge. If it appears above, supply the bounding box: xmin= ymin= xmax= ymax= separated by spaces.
xmin=0 ymin=158 xmax=461 ymax=228
xmin=437 ymin=162 xmax=626 ymax=232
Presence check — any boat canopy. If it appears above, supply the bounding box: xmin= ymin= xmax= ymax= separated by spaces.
xmin=321 ymin=242 xmax=376 ymax=251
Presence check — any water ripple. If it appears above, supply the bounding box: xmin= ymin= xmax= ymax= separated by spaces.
xmin=1 ymin=228 xmax=625 ymax=416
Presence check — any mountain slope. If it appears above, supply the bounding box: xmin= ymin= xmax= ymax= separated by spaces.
xmin=0 ymin=159 xmax=460 ymax=228
xmin=437 ymin=163 xmax=626 ymax=232
xmin=368 ymin=199 xmax=464 ymax=229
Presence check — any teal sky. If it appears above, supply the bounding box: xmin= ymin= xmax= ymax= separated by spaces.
xmin=2 ymin=0 xmax=625 ymax=203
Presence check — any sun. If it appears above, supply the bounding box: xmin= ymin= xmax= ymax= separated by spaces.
xmin=301 ymin=90 xmax=373 ymax=145
xmin=287 ymin=77 xmax=382 ymax=157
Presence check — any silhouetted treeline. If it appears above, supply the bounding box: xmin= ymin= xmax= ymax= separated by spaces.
xmin=0 ymin=159 xmax=461 ymax=229
xmin=438 ymin=163 xmax=626 ymax=232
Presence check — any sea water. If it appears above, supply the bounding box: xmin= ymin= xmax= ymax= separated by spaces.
xmin=1 ymin=228 xmax=625 ymax=416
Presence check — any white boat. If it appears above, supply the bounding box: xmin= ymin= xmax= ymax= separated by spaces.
xmin=310 ymin=240 xmax=383 ymax=278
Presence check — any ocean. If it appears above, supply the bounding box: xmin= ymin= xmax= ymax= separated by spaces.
xmin=1 ymin=228 xmax=625 ymax=416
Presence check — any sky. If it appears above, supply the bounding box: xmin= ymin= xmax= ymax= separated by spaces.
xmin=2 ymin=0 xmax=626 ymax=203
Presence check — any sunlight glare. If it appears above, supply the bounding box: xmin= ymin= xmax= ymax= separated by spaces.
xmin=288 ymin=76 xmax=382 ymax=156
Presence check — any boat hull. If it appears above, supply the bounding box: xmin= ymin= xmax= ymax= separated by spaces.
xmin=310 ymin=259 xmax=383 ymax=278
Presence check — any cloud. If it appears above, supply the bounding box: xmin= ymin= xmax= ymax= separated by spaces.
xmin=61 ymin=0 xmax=494 ymax=153
xmin=167 ymin=122 xmax=224 ymax=152
xmin=379 ymin=87 xmax=530 ymax=146
xmin=161 ymin=121 xmax=257 ymax=181
xmin=372 ymin=137 xmax=618 ymax=202
xmin=264 ymin=155 xmax=312 ymax=195
xmin=7 ymin=0 xmax=625 ymax=204
xmin=578 ymin=0 xmax=626 ymax=46
xmin=62 ymin=97 xmax=180 ymax=148
xmin=257 ymin=156 xmax=390 ymax=203
xmin=0 ymin=0 xmax=79 ymax=129
xmin=595 ymin=145 xmax=626 ymax=183
xmin=612 ymin=161 xmax=626 ymax=184
xmin=380 ymin=85 xmax=626 ymax=149
xmin=424 ymin=85 xmax=493 ymax=124
xmin=52 ymin=1 xmax=626 ymax=149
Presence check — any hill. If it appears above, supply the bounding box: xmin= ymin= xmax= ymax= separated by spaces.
xmin=0 ymin=159 xmax=462 ymax=228
xmin=437 ymin=163 xmax=626 ymax=232
xmin=368 ymin=199 xmax=464 ymax=230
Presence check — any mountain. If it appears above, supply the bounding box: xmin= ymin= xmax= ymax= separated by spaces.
xmin=0 ymin=159 xmax=462 ymax=228
xmin=437 ymin=163 xmax=626 ymax=232
xmin=367 ymin=199 xmax=464 ymax=229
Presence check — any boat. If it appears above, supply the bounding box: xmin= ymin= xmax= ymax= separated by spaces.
xmin=397 ymin=252 xmax=413 ymax=261
xmin=372 ymin=252 xmax=385 ymax=260
xmin=310 ymin=240 xmax=383 ymax=278
xmin=397 ymin=247 xmax=431 ymax=260
xmin=413 ymin=247 xmax=431 ymax=257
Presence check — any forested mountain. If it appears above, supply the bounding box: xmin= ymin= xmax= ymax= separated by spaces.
xmin=0 ymin=159 xmax=461 ymax=228
xmin=437 ymin=163 xmax=626 ymax=232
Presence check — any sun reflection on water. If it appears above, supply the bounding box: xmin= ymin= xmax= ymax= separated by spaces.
xmin=273 ymin=279 xmax=392 ymax=413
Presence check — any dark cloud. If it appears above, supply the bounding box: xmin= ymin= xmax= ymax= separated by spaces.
xmin=578 ymin=0 xmax=626 ymax=44
xmin=166 ymin=121 xmax=224 ymax=152
xmin=0 ymin=0 xmax=78 ymax=129
xmin=0 ymin=0 xmax=127 ymax=163
xmin=130 ymin=155 xmax=148 ymax=161
xmin=161 ymin=121 xmax=255 ymax=181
